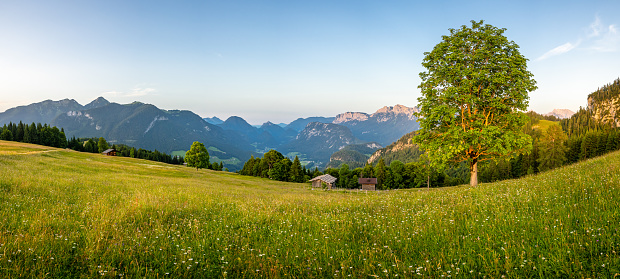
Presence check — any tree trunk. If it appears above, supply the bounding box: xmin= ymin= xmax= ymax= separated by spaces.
xmin=427 ymin=174 xmax=430 ymax=189
xmin=470 ymin=159 xmax=478 ymax=186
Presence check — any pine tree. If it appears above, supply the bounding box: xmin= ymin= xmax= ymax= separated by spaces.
xmin=289 ymin=156 xmax=304 ymax=183
xmin=374 ymin=158 xmax=387 ymax=189
xmin=338 ymin=164 xmax=350 ymax=188
xmin=537 ymin=125 xmax=568 ymax=172
xmin=0 ymin=129 xmax=12 ymax=141
xmin=29 ymin=123 xmax=38 ymax=144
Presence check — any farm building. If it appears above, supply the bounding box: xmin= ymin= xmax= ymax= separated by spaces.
xmin=102 ymin=148 xmax=117 ymax=156
xmin=309 ymin=174 xmax=337 ymax=190
xmin=359 ymin=178 xmax=377 ymax=191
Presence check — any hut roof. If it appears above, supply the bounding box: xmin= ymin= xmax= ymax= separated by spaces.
xmin=102 ymin=148 xmax=116 ymax=154
xmin=358 ymin=178 xmax=378 ymax=185
xmin=309 ymin=174 xmax=337 ymax=184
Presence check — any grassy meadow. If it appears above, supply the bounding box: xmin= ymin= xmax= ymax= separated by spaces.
xmin=1 ymin=140 xmax=619 ymax=278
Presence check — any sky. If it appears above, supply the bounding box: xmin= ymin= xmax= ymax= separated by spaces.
xmin=1 ymin=0 xmax=619 ymax=125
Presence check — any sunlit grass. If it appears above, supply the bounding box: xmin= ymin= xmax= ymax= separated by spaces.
xmin=533 ymin=119 xmax=560 ymax=131
xmin=1 ymin=140 xmax=619 ymax=278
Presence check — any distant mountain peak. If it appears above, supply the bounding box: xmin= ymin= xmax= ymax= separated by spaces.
xmin=544 ymin=109 xmax=575 ymax=119
xmin=84 ymin=96 xmax=110 ymax=110
xmin=372 ymin=104 xmax=418 ymax=120
xmin=203 ymin=116 xmax=224 ymax=125
xmin=333 ymin=112 xmax=369 ymax=124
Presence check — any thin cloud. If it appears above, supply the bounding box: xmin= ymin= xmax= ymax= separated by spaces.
xmin=588 ymin=16 xmax=603 ymax=37
xmin=102 ymin=87 xmax=156 ymax=98
xmin=591 ymin=24 xmax=619 ymax=52
xmin=538 ymin=16 xmax=619 ymax=61
xmin=127 ymin=87 xmax=156 ymax=97
xmin=537 ymin=42 xmax=578 ymax=61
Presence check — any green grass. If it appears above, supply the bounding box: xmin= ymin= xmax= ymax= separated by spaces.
xmin=1 ymin=140 xmax=619 ymax=278
xmin=210 ymin=156 xmax=242 ymax=166
xmin=533 ymin=119 xmax=560 ymax=131
xmin=170 ymin=150 xmax=187 ymax=157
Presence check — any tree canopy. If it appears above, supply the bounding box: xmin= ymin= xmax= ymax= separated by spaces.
xmin=413 ymin=20 xmax=537 ymax=186
xmin=185 ymin=141 xmax=210 ymax=170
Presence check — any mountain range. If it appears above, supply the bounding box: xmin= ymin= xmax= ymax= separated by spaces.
xmin=0 ymin=98 xmax=420 ymax=170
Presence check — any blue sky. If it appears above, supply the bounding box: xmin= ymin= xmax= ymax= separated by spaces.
xmin=1 ymin=0 xmax=619 ymax=124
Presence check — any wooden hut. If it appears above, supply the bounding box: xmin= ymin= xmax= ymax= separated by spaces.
xmin=102 ymin=148 xmax=117 ymax=156
xmin=358 ymin=178 xmax=377 ymax=191
xmin=309 ymin=174 xmax=337 ymax=190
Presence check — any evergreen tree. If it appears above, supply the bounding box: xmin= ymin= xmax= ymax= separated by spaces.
xmin=389 ymin=160 xmax=405 ymax=189
xmin=289 ymin=156 xmax=304 ymax=183
xmin=374 ymin=159 xmax=387 ymax=189
xmin=607 ymin=130 xmax=620 ymax=152
xmin=338 ymin=164 xmax=350 ymax=188
xmin=362 ymin=162 xmax=374 ymax=178
xmin=15 ymin=121 xmax=24 ymax=142
xmin=0 ymin=129 xmax=12 ymax=141
xmin=29 ymin=123 xmax=38 ymax=144
xmin=312 ymin=167 xmax=322 ymax=178
xmin=85 ymin=139 xmax=97 ymax=153
xmin=241 ymin=155 xmax=256 ymax=175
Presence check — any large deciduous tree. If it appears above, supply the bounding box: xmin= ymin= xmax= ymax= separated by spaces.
xmin=185 ymin=141 xmax=210 ymax=170
xmin=414 ymin=20 xmax=537 ymax=186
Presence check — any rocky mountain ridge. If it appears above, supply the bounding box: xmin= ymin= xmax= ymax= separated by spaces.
xmin=0 ymin=97 xmax=421 ymax=170
xmin=544 ymin=109 xmax=575 ymax=119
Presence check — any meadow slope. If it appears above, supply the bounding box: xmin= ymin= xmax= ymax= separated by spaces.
xmin=0 ymin=140 xmax=619 ymax=278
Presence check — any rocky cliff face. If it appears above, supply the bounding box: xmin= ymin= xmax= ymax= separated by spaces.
xmin=544 ymin=109 xmax=575 ymax=119
xmin=372 ymin=104 xmax=418 ymax=121
xmin=588 ymin=95 xmax=620 ymax=127
xmin=331 ymin=104 xmax=419 ymax=146
xmin=333 ymin=112 xmax=369 ymax=124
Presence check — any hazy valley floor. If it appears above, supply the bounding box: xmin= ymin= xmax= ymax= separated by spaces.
xmin=0 ymin=140 xmax=619 ymax=278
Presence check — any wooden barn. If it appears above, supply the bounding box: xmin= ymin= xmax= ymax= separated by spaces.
xmin=309 ymin=174 xmax=337 ymax=190
xmin=102 ymin=148 xmax=117 ymax=156
xmin=358 ymin=178 xmax=377 ymax=191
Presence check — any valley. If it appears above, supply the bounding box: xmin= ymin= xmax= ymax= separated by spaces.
xmin=0 ymin=99 xmax=420 ymax=171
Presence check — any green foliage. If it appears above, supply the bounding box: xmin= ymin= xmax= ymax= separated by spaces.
xmin=239 ymin=150 xmax=297 ymax=182
xmin=414 ymin=20 xmax=536 ymax=186
xmin=560 ymin=107 xmax=612 ymax=137
xmin=268 ymin=158 xmax=292 ymax=181
xmin=587 ymin=78 xmax=620 ymax=104
xmin=0 ymin=129 xmax=12 ymax=141
xmin=369 ymin=131 xmax=424 ymax=166
xmin=97 ymin=137 xmax=109 ymax=153
xmin=0 ymin=122 xmax=68 ymax=149
xmin=289 ymin=156 xmax=304 ymax=183
xmin=537 ymin=124 xmax=568 ymax=172
xmin=184 ymin=141 xmax=210 ymax=170
xmin=374 ymin=159 xmax=386 ymax=189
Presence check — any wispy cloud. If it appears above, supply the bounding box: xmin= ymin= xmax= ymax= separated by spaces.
xmin=537 ymin=42 xmax=579 ymax=61
xmin=537 ymin=16 xmax=619 ymax=61
xmin=127 ymin=87 xmax=156 ymax=97
xmin=587 ymin=16 xmax=603 ymax=37
xmin=591 ymin=24 xmax=619 ymax=52
xmin=103 ymin=87 xmax=156 ymax=98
